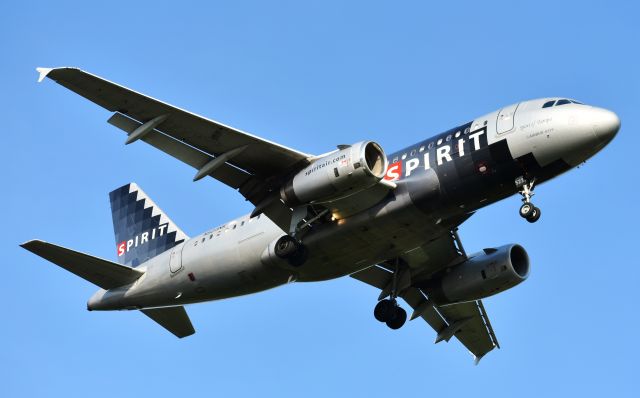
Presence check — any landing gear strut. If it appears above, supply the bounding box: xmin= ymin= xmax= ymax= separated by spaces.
xmin=516 ymin=177 xmax=541 ymax=223
xmin=373 ymin=259 xmax=408 ymax=330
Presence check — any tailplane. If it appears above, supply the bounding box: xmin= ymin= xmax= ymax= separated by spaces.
xmin=110 ymin=183 xmax=188 ymax=267
xmin=20 ymin=240 xmax=144 ymax=289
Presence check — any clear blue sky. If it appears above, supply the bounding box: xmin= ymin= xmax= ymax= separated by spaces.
xmin=3 ymin=1 xmax=638 ymax=397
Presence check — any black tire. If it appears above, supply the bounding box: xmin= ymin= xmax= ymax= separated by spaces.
xmin=386 ymin=306 xmax=407 ymax=330
xmin=374 ymin=299 xmax=395 ymax=323
xmin=274 ymin=235 xmax=299 ymax=259
xmin=287 ymin=245 xmax=308 ymax=267
xmin=519 ymin=203 xmax=534 ymax=218
xmin=526 ymin=207 xmax=541 ymax=223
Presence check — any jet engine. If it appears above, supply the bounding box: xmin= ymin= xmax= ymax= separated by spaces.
xmin=427 ymin=244 xmax=530 ymax=305
xmin=280 ymin=141 xmax=387 ymax=206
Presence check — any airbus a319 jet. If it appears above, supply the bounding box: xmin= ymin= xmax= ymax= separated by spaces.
xmin=23 ymin=67 xmax=619 ymax=362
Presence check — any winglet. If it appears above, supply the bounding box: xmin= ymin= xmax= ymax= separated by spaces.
xmin=36 ymin=67 xmax=53 ymax=83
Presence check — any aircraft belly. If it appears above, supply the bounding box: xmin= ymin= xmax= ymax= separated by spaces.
xmin=295 ymin=200 xmax=444 ymax=282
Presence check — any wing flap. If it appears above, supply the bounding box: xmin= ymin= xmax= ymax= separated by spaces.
xmin=21 ymin=240 xmax=143 ymax=290
xmin=141 ymin=306 xmax=195 ymax=338
xmin=437 ymin=301 xmax=499 ymax=361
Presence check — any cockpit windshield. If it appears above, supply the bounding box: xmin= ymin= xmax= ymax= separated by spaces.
xmin=542 ymin=99 xmax=583 ymax=108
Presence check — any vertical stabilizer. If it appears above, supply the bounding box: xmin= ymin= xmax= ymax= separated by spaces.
xmin=109 ymin=183 xmax=188 ymax=267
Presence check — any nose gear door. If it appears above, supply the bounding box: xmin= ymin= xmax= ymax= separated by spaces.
xmin=496 ymin=103 xmax=519 ymax=134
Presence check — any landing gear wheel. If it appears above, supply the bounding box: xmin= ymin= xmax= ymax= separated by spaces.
xmin=519 ymin=203 xmax=534 ymax=218
xmin=374 ymin=299 xmax=396 ymax=323
xmin=274 ymin=235 xmax=299 ymax=259
xmin=386 ymin=306 xmax=407 ymax=330
xmin=526 ymin=207 xmax=541 ymax=223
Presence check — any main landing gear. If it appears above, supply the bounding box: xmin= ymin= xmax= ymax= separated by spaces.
xmin=274 ymin=235 xmax=308 ymax=267
xmin=272 ymin=206 xmax=320 ymax=267
xmin=373 ymin=259 xmax=409 ymax=330
xmin=374 ymin=298 xmax=407 ymax=329
xmin=516 ymin=177 xmax=541 ymax=223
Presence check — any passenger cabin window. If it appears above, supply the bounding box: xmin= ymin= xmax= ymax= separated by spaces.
xmin=556 ymin=99 xmax=571 ymax=106
xmin=542 ymin=100 xmax=555 ymax=108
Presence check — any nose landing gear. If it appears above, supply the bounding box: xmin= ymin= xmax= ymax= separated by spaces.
xmin=516 ymin=177 xmax=541 ymax=223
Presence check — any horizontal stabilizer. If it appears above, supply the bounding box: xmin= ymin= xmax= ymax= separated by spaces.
xmin=141 ymin=306 xmax=195 ymax=338
xmin=21 ymin=240 xmax=144 ymax=290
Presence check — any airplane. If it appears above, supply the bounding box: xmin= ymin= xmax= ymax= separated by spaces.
xmin=22 ymin=67 xmax=620 ymax=363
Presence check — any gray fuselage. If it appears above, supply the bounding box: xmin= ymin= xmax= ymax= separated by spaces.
xmin=88 ymin=98 xmax=619 ymax=311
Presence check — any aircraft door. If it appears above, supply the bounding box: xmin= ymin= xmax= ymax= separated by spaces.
xmin=169 ymin=244 xmax=184 ymax=274
xmin=496 ymin=103 xmax=519 ymax=134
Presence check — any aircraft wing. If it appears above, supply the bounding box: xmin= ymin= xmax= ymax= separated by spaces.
xmin=351 ymin=265 xmax=498 ymax=362
xmin=350 ymin=228 xmax=499 ymax=362
xmin=36 ymin=67 xmax=311 ymax=231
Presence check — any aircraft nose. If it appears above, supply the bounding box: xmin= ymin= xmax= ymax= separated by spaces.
xmin=591 ymin=107 xmax=620 ymax=145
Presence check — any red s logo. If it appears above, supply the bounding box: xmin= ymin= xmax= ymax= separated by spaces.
xmin=385 ymin=161 xmax=402 ymax=181
xmin=117 ymin=241 xmax=126 ymax=256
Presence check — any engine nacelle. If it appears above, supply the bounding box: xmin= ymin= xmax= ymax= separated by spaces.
xmin=427 ymin=244 xmax=530 ymax=305
xmin=281 ymin=141 xmax=387 ymax=206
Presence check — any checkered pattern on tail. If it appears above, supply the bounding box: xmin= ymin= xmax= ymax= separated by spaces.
xmin=109 ymin=183 xmax=188 ymax=267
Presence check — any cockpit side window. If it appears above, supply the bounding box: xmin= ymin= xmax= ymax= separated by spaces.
xmin=570 ymin=100 xmax=584 ymax=105
xmin=556 ymin=99 xmax=571 ymax=106
xmin=542 ymin=100 xmax=555 ymax=108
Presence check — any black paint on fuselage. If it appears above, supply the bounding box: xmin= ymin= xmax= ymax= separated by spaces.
xmin=383 ymin=121 xmax=570 ymax=220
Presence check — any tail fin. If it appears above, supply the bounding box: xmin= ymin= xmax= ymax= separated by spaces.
xmin=110 ymin=183 xmax=188 ymax=267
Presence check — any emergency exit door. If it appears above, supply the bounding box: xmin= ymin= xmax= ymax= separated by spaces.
xmin=169 ymin=244 xmax=183 ymax=273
